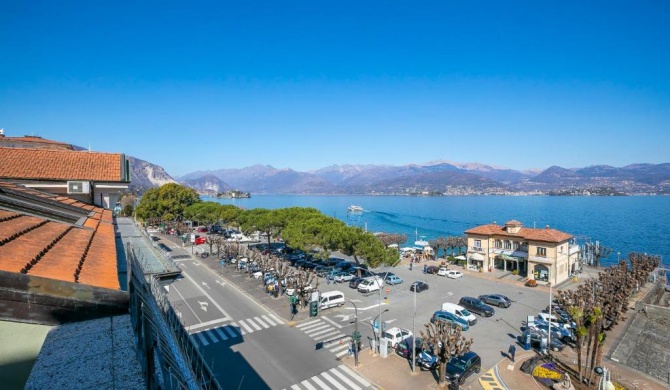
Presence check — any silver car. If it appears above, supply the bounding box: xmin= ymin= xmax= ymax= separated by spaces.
xmin=478 ymin=294 xmax=512 ymax=308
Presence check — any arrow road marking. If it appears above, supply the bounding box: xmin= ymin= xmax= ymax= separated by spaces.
xmin=215 ymin=280 xmax=225 ymax=287
xmin=198 ymin=301 xmax=209 ymax=312
xmin=202 ymin=282 xmax=210 ymax=289
xmin=334 ymin=314 xmax=355 ymax=322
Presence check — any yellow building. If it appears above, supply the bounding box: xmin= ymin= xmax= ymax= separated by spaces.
xmin=464 ymin=220 xmax=580 ymax=286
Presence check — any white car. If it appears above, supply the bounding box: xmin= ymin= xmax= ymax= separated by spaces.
xmin=437 ymin=267 xmax=449 ymax=276
xmin=446 ymin=270 xmax=463 ymax=279
xmin=382 ymin=327 xmax=413 ymax=348
xmin=286 ymin=284 xmax=313 ymax=296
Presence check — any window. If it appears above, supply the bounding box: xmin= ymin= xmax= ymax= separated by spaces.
xmin=474 ymin=239 xmax=481 ymax=249
xmin=536 ymin=247 xmax=546 ymax=257
xmin=513 ymin=241 xmax=520 ymax=250
xmin=504 ymin=240 xmax=512 ymax=250
xmin=495 ymin=240 xmax=502 ymax=248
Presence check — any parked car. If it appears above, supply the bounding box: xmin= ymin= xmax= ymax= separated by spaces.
xmin=430 ymin=310 xmax=470 ymax=331
xmin=426 ymin=266 xmax=440 ymax=274
xmin=446 ymin=270 xmax=463 ymax=279
xmin=357 ymin=276 xmax=384 ymax=293
xmin=410 ymin=281 xmax=429 ymax=293
xmin=382 ymin=327 xmax=412 ymax=348
xmin=316 ymin=266 xmax=336 ymax=277
xmin=347 ymin=277 xmax=363 ymax=288
xmin=417 ymin=347 xmax=438 ymax=370
xmin=332 ymin=271 xmax=354 ymax=283
xmin=531 ymin=321 xmax=576 ymax=344
xmin=437 ymin=267 xmax=450 ymax=276
xmin=394 ymin=336 xmax=423 ymax=359
xmin=521 ymin=329 xmax=566 ymax=352
xmin=286 ymin=284 xmax=313 ymax=296
xmin=537 ymin=312 xmax=574 ymax=329
xmin=478 ymin=294 xmax=512 ymax=308
xmin=385 ymin=275 xmax=404 ymax=285
xmin=445 ymin=351 xmax=481 ymax=385
xmin=458 ymin=297 xmax=495 ymax=317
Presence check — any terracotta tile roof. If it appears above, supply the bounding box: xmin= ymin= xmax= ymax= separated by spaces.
xmin=464 ymin=223 xmax=573 ymax=243
xmin=0 ymin=182 xmax=120 ymax=290
xmin=0 ymin=147 xmax=126 ymax=182
xmin=0 ymin=135 xmax=75 ymax=150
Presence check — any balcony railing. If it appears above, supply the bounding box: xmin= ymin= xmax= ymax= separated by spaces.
xmin=470 ymin=246 xmax=484 ymax=252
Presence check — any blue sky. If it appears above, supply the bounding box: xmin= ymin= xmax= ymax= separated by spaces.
xmin=1 ymin=1 xmax=669 ymax=178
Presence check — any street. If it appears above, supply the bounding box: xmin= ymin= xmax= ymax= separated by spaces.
xmin=157 ymin=238 xmax=374 ymax=390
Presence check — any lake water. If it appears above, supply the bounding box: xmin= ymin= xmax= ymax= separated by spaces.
xmin=205 ymin=195 xmax=669 ymax=268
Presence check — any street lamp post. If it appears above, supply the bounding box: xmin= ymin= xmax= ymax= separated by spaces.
xmin=378 ymin=271 xmax=391 ymax=354
xmin=412 ymin=284 xmax=417 ymax=372
xmin=350 ymin=301 xmax=359 ymax=367
xmin=547 ymin=270 xmax=552 ymax=356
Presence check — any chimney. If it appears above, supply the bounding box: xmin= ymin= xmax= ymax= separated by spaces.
xmin=546 ymin=225 xmax=550 ymax=230
xmin=0 ymin=129 xmax=4 ymax=137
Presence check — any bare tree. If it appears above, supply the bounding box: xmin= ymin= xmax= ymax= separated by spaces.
xmin=420 ymin=320 xmax=474 ymax=387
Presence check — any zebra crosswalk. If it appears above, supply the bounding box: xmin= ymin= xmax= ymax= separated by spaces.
xmin=295 ymin=319 xmax=352 ymax=358
xmin=283 ymin=365 xmax=373 ymax=390
xmin=190 ymin=314 xmax=284 ymax=347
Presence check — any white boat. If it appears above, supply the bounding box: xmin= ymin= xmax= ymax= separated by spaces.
xmin=414 ymin=231 xmax=429 ymax=247
xmin=348 ymin=205 xmax=364 ymax=213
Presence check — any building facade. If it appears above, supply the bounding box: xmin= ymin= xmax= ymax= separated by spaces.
xmin=0 ymin=134 xmax=130 ymax=208
xmin=464 ymin=220 xmax=580 ymax=286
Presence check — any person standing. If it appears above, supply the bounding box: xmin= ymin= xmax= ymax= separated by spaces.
xmin=423 ymin=264 xmax=427 ymax=274
xmin=508 ymin=343 xmax=516 ymax=363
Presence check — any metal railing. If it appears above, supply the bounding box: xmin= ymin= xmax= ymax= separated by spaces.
xmin=127 ymin=242 xmax=221 ymax=390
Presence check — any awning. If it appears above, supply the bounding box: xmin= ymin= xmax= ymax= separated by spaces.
xmin=455 ymin=255 xmax=466 ymax=261
xmin=469 ymin=253 xmax=484 ymax=261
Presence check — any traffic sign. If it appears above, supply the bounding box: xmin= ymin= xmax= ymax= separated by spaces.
xmin=385 ymin=287 xmax=390 ymax=293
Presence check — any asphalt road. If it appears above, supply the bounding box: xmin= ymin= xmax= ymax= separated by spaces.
xmin=158 ymin=239 xmax=374 ymax=390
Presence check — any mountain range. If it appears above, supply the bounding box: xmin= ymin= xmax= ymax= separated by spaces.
xmin=170 ymin=161 xmax=670 ymax=195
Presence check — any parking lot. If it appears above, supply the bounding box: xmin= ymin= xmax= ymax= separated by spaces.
xmin=312 ymin=261 xmax=564 ymax=373
xmin=210 ymin=244 xmax=570 ymax=384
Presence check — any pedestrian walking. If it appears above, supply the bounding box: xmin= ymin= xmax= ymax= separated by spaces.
xmin=423 ymin=264 xmax=427 ymax=274
xmin=409 ymin=262 xmax=413 ymax=271
xmin=508 ymin=343 xmax=516 ymax=362
xmin=326 ymin=275 xmax=331 ymax=285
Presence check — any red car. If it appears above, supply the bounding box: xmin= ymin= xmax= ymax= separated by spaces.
xmin=195 ymin=236 xmax=206 ymax=245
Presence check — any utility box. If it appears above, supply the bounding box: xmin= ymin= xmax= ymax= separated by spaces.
xmin=379 ymin=338 xmax=389 ymax=358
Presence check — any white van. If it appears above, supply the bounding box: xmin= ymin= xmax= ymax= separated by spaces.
xmin=441 ymin=302 xmax=478 ymax=326
xmin=319 ymin=291 xmax=345 ymax=310
xmin=357 ymin=276 xmax=384 ymax=293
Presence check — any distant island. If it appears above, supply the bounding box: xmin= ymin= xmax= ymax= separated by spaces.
xmin=216 ymin=190 xmax=251 ymax=199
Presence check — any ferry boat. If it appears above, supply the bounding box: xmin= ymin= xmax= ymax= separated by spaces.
xmin=348 ymin=205 xmax=364 ymax=213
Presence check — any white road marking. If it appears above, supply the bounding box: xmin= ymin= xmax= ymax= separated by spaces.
xmin=329 ymin=367 xmax=361 ymax=390
xmin=301 ymin=380 xmax=318 ymax=390
xmin=261 ymin=314 xmax=277 ymax=326
xmin=186 ymin=318 xmax=228 ymax=331
xmin=338 ymin=365 xmax=370 ymax=387
xmin=232 ymin=322 xmax=247 ymax=335
xmin=313 ymin=331 xmax=340 ymax=341
xmin=223 ymin=325 xmax=238 ymax=338
xmin=254 ymin=316 xmax=269 ymax=328
xmin=321 ymin=372 xmax=347 ymax=390
xmin=246 ymin=317 xmax=263 ymax=331
xmin=311 ymin=376 xmax=333 ymax=390
xmin=321 ymin=316 xmax=343 ymax=329
xmin=214 ymin=327 xmax=228 ymax=341
xmin=237 ymin=320 xmax=253 ymax=334
xmin=195 ymin=332 xmax=209 ymax=346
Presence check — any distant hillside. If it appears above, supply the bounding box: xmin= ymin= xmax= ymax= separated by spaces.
xmin=181 ymin=174 xmax=232 ymax=195
xmin=178 ymin=161 xmax=670 ymax=195
xmin=128 ymin=156 xmax=176 ymax=192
